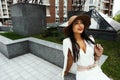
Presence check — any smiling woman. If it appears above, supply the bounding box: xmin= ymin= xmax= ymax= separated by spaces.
xmin=62 ymin=14 xmax=110 ymax=80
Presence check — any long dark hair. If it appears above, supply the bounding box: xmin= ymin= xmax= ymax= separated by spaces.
xmin=66 ymin=23 xmax=95 ymax=62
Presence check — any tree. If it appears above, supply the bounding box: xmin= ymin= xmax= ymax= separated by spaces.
xmin=113 ymin=14 xmax=120 ymax=23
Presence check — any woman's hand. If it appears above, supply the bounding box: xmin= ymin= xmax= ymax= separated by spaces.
xmin=94 ymin=44 xmax=104 ymax=57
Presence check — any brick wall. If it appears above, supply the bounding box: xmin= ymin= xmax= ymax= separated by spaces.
xmin=46 ymin=0 xmax=55 ymax=23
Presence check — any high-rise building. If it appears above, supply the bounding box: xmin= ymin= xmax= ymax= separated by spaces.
xmin=0 ymin=0 xmax=13 ymax=23
xmin=68 ymin=0 xmax=114 ymax=17
xmin=103 ymin=0 xmax=113 ymax=16
xmin=86 ymin=0 xmax=114 ymax=17
xmin=0 ymin=0 xmax=114 ymax=24
xmin=55 ymin=0 xmax=67 ymax=23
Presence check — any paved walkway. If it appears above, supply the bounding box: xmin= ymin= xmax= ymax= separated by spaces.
xmin=0 ymin=53 xmax=62 ymax=80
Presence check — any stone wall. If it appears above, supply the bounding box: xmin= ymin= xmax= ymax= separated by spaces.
xmin=11 ymin=3 xmax=46 ymax=36
xmin=0 ymin=26 xmax=11 ymax=31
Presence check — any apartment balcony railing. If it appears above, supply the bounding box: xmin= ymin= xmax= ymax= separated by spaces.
xmin=63 ymin=15 xmax=67 ymax=18
xmin=1 ymin=1 xmax=6 ymax=4
xmin=55 ymin=15 xmax=59 ymax=18
xmin=3 ymin=11 xmax=7 ymax=14
xmin=3 ymin=14 xmax=8 ymax=16
xmin=89 ymin=3 xmax=96 ymax=7
xmin=102 ymin=7 xmax=109 ymax=10
xmin=2 ymin=6 xmax=6 ymax=9
xmin=72 ymin=3 xmax=82 ymax=7
xmin=110 ymin=3 xmax=113 ymax=5
xmin=7 ymin=0 xmax=12 ymax=2
xmin=72 ymin=3 xmax=77 ymax=6
xmin=102 ymin=0 xmax=109 ymax=3
xmin=43 ymin=0 xmax=50 ymax=6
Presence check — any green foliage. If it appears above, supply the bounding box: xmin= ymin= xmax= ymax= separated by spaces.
xmin=41 ymin=27 xmax=59 ymax=37
xmin=113 ymin=14 xmax=120 ymax=23
xmin=0 ymin=32 xmax=26 ymax=40
xmin=96 ymin=39 xmax=120 ymax=80
xmin=33 ymin=27 xmax=65 ymax=44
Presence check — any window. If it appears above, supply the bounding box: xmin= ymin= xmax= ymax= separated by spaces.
xmin=56 ymin=18 xmax=59 ymax=23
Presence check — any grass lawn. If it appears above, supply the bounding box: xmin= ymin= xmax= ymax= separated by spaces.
xmin=0 ymin=32 xmax=27 ymax=40
xmin=0 ymin=31 xmax=120 ymax=80
xmin=96 ymin=39 xmax=120 ymax=80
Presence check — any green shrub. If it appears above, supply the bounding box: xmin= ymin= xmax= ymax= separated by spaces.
xmin=113 ymin=14 xmax=120 ymax=23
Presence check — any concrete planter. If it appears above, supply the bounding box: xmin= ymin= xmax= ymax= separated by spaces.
xmin=11 ymin=3 xmax=46 ymax=36
xmin=0 ymin=36 xmax=75 ymax=80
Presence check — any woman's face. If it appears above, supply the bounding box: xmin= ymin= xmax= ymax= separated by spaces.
xmin=72 ymin=19 xmax=84 ymax=34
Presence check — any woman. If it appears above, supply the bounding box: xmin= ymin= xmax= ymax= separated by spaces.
xmin=62 ymin=14 xmax=110 ymax=80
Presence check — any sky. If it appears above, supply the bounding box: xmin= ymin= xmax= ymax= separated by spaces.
xmin=112 ymin=0 xmax=120 ymax=17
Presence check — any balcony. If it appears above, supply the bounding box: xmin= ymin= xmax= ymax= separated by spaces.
xmin=102 ymin=0 xmax=109 ymax=3
xmin=63 ymin=15 xmax=67 ymax=18
xmin=110 ymin=2 xmax=113 ymax=5
xmin=43 ymin=0 xmax=50 ymax=6
xmin=89 ymin=3 xmax=96 ymax=7
xmin=3 ymin=14 xmax=8 ymax=17
xmin=1 ymin=0 xmax=6 ymax=4
xmin=7 ymin=0 xmax=12 ymax=2
xmin=2 ymin=6 xmax=6 ymax=9
xmin=72 ymin=3 xmax=81 ymax=7
xmin=102 ymin=8 xmax=109 ymax=11
xmin=72 ymin=3 xmax=76 ymax=6
xmin=110 ymin=9 xmax=113 ymax=11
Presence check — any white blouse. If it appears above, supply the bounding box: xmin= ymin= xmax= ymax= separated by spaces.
xmin=62 ymin=35 xmax=95 ymax=79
